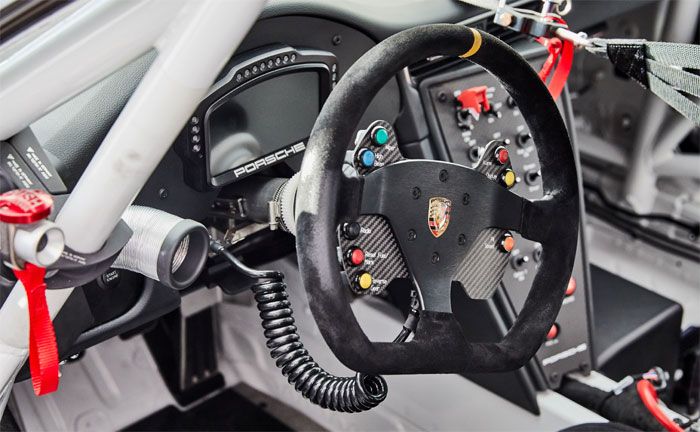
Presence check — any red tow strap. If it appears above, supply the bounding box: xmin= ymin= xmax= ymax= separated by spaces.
xmin=535 ymin=18 xmax=574 ymax=101
xmin=13 ymin=263 xmax=59 ymax=395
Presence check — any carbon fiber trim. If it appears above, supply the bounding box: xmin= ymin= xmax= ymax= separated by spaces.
xmin=338 ymin=214 xmax=409 ymax=295
xmin=353 ymin=120 xmax=404 ymax=175
xmin=455 ymin=139 xmax=513 ymax=300
xmin=472 ymin=139 xmax=512 ymax=183
xmin=454 ymin=228 xmax=510 ymax=299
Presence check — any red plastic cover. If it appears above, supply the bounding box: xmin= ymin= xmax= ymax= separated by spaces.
xmin=0 ymin=189 xmax=53 ymax=224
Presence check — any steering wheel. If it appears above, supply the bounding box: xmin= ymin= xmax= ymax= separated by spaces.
xmin=295 ymin=24 xmax=579 ymax=374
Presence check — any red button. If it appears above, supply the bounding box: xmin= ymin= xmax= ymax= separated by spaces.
xmin=546 ymin=324 xmax=559 ymax=340
xmin=566 ymin=277 xmax=577 ymax=296
xmin=495 ymin=147 xmax=509 ymax=165
xmin=500 ymin=233 xmax=515 ymax=253
xmin=348 ymin=248 xmax=365 ymax=266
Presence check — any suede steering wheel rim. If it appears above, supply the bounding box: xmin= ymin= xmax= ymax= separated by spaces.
xmin=295 ymin=24 xmax=579 ymax=374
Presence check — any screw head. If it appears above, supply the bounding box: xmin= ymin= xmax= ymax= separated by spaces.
xmin=431 ymin=252 xmax=440 ymax=264
xmin=408 ymin=229 xmax=417 ymax=241
xmin=458 ymin=234 xmax=466 ymax=246
xmin=462 ymin=193 xmax=471 ymax=205
xmin=332 ymin=34 xmax=342 ymax=45
xmin=412 ymin=187 xmax=421 ymax=199
xmin=497 ymin=12 xmax=513 ymax=26
xmin=437 ymin=92 xmax=447 ymax=102
xmin=439 ymin=169 xmax=449 ymax=182
xmin=158 ymin=188 xmax=168 ymax=199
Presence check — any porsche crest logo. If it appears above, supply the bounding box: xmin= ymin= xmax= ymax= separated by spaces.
xmin=428 ymin=197 xmax=451 ymax=238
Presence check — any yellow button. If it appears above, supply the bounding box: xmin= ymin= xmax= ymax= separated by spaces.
xmin=357 ymin=272 xmax=373 ymax=290
xmin=502 ymin=169 xmax=516 ymax=188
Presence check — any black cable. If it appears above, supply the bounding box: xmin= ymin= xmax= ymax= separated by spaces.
xmin=210 ymin=240 xmax=390 ymax=412
xmin=583 ymin=181 xmax=700 ymax=238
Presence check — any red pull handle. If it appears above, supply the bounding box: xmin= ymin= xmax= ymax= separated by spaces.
xmin=13 ymin=263 xmax=59 ymax=396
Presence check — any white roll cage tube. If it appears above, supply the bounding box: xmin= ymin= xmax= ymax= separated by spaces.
xmin=0 ymin=0 xmax=265 ymax=414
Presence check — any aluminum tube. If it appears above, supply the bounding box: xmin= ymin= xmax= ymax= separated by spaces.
xmin=0 ymin=0 xmax=183 ymax=140
xmin=55 ymin=0 xmax=266 ymax=253
xmin=655 ymin=155 xmax=700 ymax=180
xmin=622 ymin=0 xmax=699 ymax=212
xmin=12 ymin=220 xmax=65 ymax=267
xmin=622 ymin=98 xmax=666 ymax=212
xmin=652 ymin=116 xmax=695 ymax=163
xmin=0 ymin=0 xmax=264 ymax=409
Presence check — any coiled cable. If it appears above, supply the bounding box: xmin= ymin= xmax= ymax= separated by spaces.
xmin=210 ymin=240 xmax=393 ymax=412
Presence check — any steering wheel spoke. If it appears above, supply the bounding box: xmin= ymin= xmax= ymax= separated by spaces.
xmin=519 ymin=196 xmax=567 ymax=244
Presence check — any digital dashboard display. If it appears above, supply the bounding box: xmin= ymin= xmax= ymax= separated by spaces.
xmin=206 ymin=71 xmax=321 ymax=180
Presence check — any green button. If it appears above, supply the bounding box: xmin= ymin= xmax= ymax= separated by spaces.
xmin=372 ymin=127 xmax=389 ymax=145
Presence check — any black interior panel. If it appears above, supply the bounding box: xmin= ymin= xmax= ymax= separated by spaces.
xmin=591 ymin=265 xmax=683 ymax=380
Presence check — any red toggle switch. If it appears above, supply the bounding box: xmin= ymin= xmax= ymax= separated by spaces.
xmin=456 ymin=86 xmax=491 ymax=118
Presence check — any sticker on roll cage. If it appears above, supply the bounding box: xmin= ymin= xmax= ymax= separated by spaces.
xmin=231 ymin=141 xmax=306 ymax=179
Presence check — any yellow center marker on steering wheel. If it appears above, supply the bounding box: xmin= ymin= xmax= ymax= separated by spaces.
xmin=459 ymin=28 xmax=482 ymax=58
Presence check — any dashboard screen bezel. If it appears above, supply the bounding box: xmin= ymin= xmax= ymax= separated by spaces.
xmin=176 ymin=45 xmax=337 ymax=191
xmin=204 ymin=64 xmax=331 ymax=187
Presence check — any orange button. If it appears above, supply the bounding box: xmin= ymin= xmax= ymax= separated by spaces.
xmin=546 ymin=324 xmax=559 ymax=340
xmin=500 ymin=233 xmax=515 ymax=252
xmin=566 ymin=277 xmax=577 ymax=296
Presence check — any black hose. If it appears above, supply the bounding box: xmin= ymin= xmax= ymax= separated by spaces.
xmin=211 ymin=240 xmax=389 ymax=412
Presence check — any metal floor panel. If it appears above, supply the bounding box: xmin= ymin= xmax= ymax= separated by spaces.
xmin=586 ymin=216 xmax=700 ymax=328
xmin=12 ymin=335 xmax=176 ymax=431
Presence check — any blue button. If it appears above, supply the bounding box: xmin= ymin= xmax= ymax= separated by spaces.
xmin=359 ymin=149 xmax=376 ymax=168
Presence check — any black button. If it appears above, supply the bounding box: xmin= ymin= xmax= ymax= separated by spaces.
xmin=98 ymin=269 xmax=121 ymax=290
xmin=342 ymin=222 xmax=361 ymax=240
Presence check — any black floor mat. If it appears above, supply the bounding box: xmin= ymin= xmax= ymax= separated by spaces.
xmin=123 ymin=388 xmax=292 ymax=431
